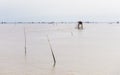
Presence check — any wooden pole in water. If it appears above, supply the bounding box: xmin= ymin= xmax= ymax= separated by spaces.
xmin=24 ymin=27 xmax=27 ymax=56
xmin=47 ymin=36 xmax=56 ymax=67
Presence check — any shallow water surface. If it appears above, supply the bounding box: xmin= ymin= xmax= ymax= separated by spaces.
xmin=0 ymin=24 xmax=120 ymax=75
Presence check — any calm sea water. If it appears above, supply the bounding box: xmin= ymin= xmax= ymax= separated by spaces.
xmin=0 ymin=23 xmax=120 ymax=75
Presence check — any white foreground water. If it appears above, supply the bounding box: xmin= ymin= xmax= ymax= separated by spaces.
xmin=0 ymin=23 xmax=120 ymax=75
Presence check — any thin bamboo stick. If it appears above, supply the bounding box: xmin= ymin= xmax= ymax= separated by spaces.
xmin=24 ymin=26 xmax=27 ymax=56
xmin=47 ymin=36 xmax=56 ymax=67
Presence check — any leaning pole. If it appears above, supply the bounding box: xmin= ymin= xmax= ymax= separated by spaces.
xmin=47 ymin=36 xmax=56 ymax=67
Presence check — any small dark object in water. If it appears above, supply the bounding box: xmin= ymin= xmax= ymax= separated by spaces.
xmin=117 ymin=21 xmax=119 ymax=24
xmin=78 ymin=21 xmax=83 ymax=29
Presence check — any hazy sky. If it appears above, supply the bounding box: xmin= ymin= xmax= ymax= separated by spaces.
xmin=0 ymin=0 xmax=120 ymax=22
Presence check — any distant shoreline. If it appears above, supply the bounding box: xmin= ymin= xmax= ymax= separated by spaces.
xmin=0 ymin=21 xmax=119 ymax=24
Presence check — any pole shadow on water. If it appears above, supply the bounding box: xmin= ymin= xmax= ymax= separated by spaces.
xmin=71 ymin=32 xmax=74 ymax=36
xmin=47 ymin=35 xmax=56 ymax=67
